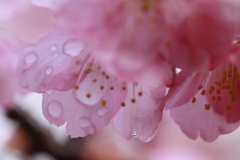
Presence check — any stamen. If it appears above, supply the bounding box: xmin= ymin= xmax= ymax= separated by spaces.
xmin=138 ymin=92 xmax=143 ymax=96
xmin=101 ymin=100 xmax=106 ymax=106
xmin=92 ymin=79 xmax=97 ymax=82
xmin=131 ymin=98 xmax=136 ymax=103
xmin=86 ymin=93 xmax=91 ymax=98
xmin=191 ymin=97 xmax=196 ymax=103
xmin=100 ymin=86 xmax=104 ymax=90
xmin=110 ymin=86 xmax=114 ymax=90
xmin=226 ymin=105 xmax=232 ymax=111
xmin=121 ymin=102 xmax=126 ymax=107
xmin=197 ymin=85 xmax=203 ymax=90
xmin=75 ymin=60 xmax=81 ymax=65
xmin=204 ymin=104 xmax=211 ymax=110
xmin=212 ymin=96 xmax=216 ymax=101
xmin=201 ymin=90 xmax=206 ymax=95
xmin=73 ymin=85 xmax=79 ymax=90
xmin=216 ymin=89 xmax=221 ymax=95
xmin=217 ymin=96 xmax=222 ymax=101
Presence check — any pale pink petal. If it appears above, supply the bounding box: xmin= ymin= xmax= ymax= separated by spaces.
xmin=17 ymin=25 xmax=85 ymax=92
xmin=170 ymin=89 xmax=240 ymax=142
xmin=0 ymin=41 xmax=24 ymax=107
xmin=113 ymin=83 xmax=166 ymax=142
xmin=42 ymin=72 xmax=125 ymax=137
xmin=0 ymin=0 xmax=30 ymax=21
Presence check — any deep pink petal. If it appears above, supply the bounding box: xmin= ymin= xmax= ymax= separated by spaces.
xmin=164 ymin=0 xmax=240 ymax=70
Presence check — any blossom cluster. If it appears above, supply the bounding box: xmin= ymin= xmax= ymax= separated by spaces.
xmin=4 ymin=0 xmax=240 ymax=143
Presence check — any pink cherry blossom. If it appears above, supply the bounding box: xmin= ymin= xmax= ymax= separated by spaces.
xmin=17 ymin=25 xmax=172 ymax=142
xmin=17 ymin=0 xmax=240 ymax=143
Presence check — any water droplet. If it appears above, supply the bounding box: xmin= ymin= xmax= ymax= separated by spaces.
xmin=144 ymin=136 xmax=153 ymax=143
xmin=144 ymin=131 xmax=156 ymax=143
xmin=52 ymin=52 xmax=60 ymax=58
xmin=46 ymin=90 xmax=52 ymax=95
xmin=50 ymin=45 xmax=58 ymax=51
xmin=63 ymin=39 xmax=85 ymax=56
xmin=133 ymin=132 xmax=138 ymax=137
xmin=47 ymin=100 xmax=63 ymax=118
xmin=96 ymin=107 xmax=108 ymax=116
xmin=79 ymin=117 xmax=92 ymax=128
xmin=25 ymin=52 xmax=38 ymax=64
xmin=45 ymin=66 xmax=53 ymax=75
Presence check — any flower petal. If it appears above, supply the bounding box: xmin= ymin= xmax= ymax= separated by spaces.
xmin=170 ymin=92 xmax=240 ymax=142
xmin=113 ymin=83 xmax=165 ymax=142
xmin=42 ymin=71 xmax=125 ymax=137
xmin=18 ymin=25 xmax=85 ymax=92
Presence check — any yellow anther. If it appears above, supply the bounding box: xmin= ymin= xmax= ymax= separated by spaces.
xmin=215 ymin=81 xmax=222 ymax=86
xmin=212 ymin=96 xmax=216 ymax=101
xmin=73 ymin=85 xmax=79 ymax=90
xmin=165 ymin=41 xmax=172 ymax=48
xmin=201 ymin=90 xmax=206 ymax=95
xmin=101 ymin=100 xmax=106 ymax=106
xmin=121 ymin=102 xmax=126 ymax=107
xmin=210 ymin=86 xmax=215 ymax=91
xmin=216 ymin=89 xmax=221 ymax=95
xmin=86 ymin=93 xmax=91 ymax=98
xmin=222 ymin=78 xmax=226 ymax=84
xmin=197 ymin=85 xmax=203 ymax=90
xmin=74 ymin=73 xmax=79 ymax=77
xmin=225 ymin=85 xmax=231 ymax=90
xmin=204 ymin=104 xmax=211 ymax=110
xmin=231 ymin=96 xmax=236 ymax=102
xmin=131 ymin=99 xmax=136 ymax=103
xmin=217 ymin=96 xmax=222 ymax=101
xmin=84 ymin=68 xmax=91 ymax=74
xmin=191 ymin=97 xmax=196 ymax=103
xmin=226 ymin=105 xmax=232 ymax=111
xmin=75 ymin=60 xmax=81 ymax=65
